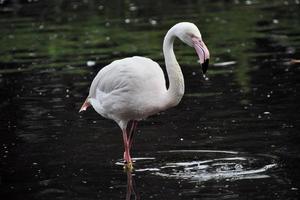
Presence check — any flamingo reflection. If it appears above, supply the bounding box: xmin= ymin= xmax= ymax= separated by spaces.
xmin=126 ymin=170 xmax=140 ymax=200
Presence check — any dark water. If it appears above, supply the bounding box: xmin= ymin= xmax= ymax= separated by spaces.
xmin=0 ymin=0 xmax=300 ymax=199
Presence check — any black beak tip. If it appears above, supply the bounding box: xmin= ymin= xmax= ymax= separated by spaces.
xmin=202 ymin=59 xmax=209 ymax=74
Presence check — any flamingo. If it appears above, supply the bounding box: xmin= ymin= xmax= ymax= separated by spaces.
xmin=79 ymin=22 xmax=210 ymax=170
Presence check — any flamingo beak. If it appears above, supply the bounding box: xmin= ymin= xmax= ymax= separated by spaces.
xmin=192 ymin=37 xmax=210 ymax=74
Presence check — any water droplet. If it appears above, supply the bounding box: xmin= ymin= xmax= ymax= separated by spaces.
xmin=98 ymin=5 xmax=104 ymax=10
xmin=235 ymin=164 xmax=243 ymax=170
xmin=87 ymin=61 xmax=96 ymax=67
xmin=258 ymin=115 xmax=262 ymax=119
xmin=125 ymin=19 xmax=131 ymax=24
xmin=203 ymin=74 xmax=209 ymax=81
xmin=129 ymin=4 xmax=138 ymax=11
xmin=273 ymin=19 xmax=279 ymax=24
xmin=149 ymin=19 xmax=157 ymax=26
xmin=245 ymin=0 xmax=252 ymax=5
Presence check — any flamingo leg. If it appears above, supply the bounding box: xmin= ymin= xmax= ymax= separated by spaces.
xmin=128 ymin=120 xmax=138 ymax=150
xmin=122 ymin=129 xmax=133 ymax=171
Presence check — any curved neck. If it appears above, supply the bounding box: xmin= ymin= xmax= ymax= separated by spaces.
xmin=163 ymin=28 xmax=185 ymax=107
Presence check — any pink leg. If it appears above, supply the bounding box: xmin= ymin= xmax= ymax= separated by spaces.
xmin=128 ymin=121 xmax=138 ymax=150
xmin=122 ymin=130 xmax=132 ymax=164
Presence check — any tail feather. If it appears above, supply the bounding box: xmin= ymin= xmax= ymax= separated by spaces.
xmin=79 ymin=98 xmax=91 ymax=113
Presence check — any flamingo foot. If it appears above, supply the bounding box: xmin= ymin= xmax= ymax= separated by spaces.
xmin=123 ymin=161 xmax=134 ymax=172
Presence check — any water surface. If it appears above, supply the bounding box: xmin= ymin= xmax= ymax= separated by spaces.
xmin=0 ymin=0 xmax=299 ymax=199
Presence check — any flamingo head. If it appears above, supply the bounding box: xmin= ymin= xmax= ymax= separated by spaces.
xmin=174 ymin=22 xmax=210 ymax=74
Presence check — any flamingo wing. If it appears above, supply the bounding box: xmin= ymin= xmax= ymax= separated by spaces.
xmin=87 ymin=56 xmax=167 ymax=124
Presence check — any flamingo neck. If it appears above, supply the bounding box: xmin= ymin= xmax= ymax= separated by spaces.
xmin=163 ymin=28 xmax=185 ymax=107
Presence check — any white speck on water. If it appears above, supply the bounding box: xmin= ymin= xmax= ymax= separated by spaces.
xmin=180 ymin=138 xmax=184 ymax=141
xmin=291 ymin=187 xmax=298 ymax=191
xmin=129 ymin=3 xmax=138 ymax=11
xmin=98 ymin=5 xmax=104 ymax=10
xmin=213 ymin=61 xmax=237 ymax=67
xmin=125 ymin=18 xmax=131 ymax=24
xmin=296 ymin=0 xmax=300 ymax=4
xmin=149 ymin=19 xmax=157 ymax=26
xmin=267 ymin=94 xmax=271 ymax=98
xmin=245 ymin=0 xmax=252 ymax=5
xmin=214 ymin=17 xmax=220 ymax=21
xmin=264 ymin=112 xmax=270 ymax=115
xmin=66 ymin=89 xmax=69 ymax=93
xmin=105 ymin=22 xmax=110 ymax=27
xmin=93 ymin=121 xmax=97 ymax=124
xmin=106 ymin=36 xmax=110 ymax=41
xmin=235 ymin=164 xmax=243 ymax=170
xmin=203 ymin=74 xmax=209 ymax=81
xmin=192 ymin=72 xmax=196 ymax=76
xmin=273 ymin=19 xmax=279 ymax=24
xmin=258 ymin=115 xmax=262 ymax=119
xmin=87 ymin=60 xmax=96 ymax=67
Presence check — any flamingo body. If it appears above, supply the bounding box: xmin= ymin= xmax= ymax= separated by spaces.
xmin=88 ymin=56 xmax=168 ymax=128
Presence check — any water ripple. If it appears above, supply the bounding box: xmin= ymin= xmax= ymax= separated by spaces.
xmin=118 ymin=150 xmax=278 ymax=183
